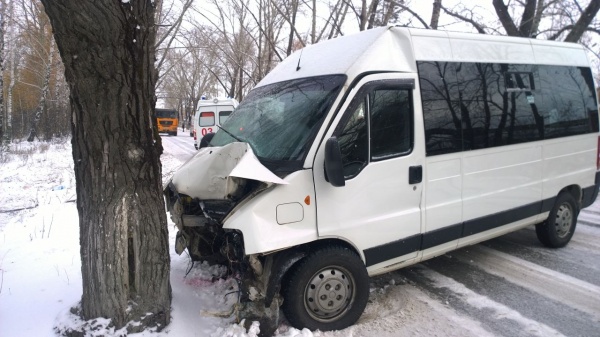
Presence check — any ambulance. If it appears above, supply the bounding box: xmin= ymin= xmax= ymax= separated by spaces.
xmin=192 ymin=97 xmax=238 ymax=149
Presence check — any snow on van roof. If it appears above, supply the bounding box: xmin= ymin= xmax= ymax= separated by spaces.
xmin=257 ymin=26 xmax=590 ymax=88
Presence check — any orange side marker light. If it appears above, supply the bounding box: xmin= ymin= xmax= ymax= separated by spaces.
xmin=304 ymin=195 xmax=311 ymax=206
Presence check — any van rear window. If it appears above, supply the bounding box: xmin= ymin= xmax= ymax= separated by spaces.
xmin=219 ymin=111 xmax=232 ymax=125
xmin=200 ymin=111 xmax=215 ymax=126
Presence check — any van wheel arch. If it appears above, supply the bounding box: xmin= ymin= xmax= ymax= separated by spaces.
xmin=536 ymin=191 xmax=579 ymax=248
xmin=264 ymin=239 xmax=363 ymax=307
xmin=280 ymin=244 xmax=370 ymax=331
xmin=562 ymin=185 xmax=582 ymax=207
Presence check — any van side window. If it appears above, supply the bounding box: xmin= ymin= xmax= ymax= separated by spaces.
xmin=417 ymin=61 xmax=462 ymax=156
xmin=419 ymin=61 xmax=598 ymax=156
xmin=199 ymin=111 xmax=215 ymax=127
xmin=337 ymin=82 xmax=414 ymax=179
xmin=370 ymin=89 xmax=412 ymax=160
xmin=539 ymin=65 xmax=599 ymax=138
xmin=339 ymin=99 xmax=369 ymax=178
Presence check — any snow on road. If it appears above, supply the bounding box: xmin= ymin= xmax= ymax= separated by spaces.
xmin=1 ymin=134 xmax=599 ymax=336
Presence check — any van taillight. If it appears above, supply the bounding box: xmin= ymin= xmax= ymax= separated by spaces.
xmin=193 ymin=130 xmax=196 ymax=141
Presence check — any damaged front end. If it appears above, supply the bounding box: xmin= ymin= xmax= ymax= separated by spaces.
xmin=164 ymin=142 xmax=293 ymax=333
xmin=164 ymin=142 xmax=284 ymax=265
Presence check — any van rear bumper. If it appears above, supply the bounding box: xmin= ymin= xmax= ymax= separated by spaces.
xmin=581 ymin=171 xmax=600 ymax=209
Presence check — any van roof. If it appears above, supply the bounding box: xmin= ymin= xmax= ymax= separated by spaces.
xmin=197 ymin=98 xmax=238 ymax=108
xmin=257 ymin=26 xmax=589 ymax=88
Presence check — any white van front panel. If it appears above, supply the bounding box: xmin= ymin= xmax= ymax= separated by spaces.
xmin=223 ymin=169 xmax=318 ymax=255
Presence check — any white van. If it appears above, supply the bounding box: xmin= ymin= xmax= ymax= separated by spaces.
xmin=165 ymin=26 xmax=599 ymax=334
xmin=192 ymin=97 xmax=238 ymax=149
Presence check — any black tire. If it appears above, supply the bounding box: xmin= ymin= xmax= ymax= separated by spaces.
xmin=282 ymin=246 xmax=369 ymax=331
xmin=536 ymin=192 xmax=578 ymax=248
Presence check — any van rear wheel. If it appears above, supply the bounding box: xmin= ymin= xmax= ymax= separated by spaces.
xmin=536 ymin=193 xmax=578 ymax=248
xmin=281 ymin=246 xmax=369 ymax=331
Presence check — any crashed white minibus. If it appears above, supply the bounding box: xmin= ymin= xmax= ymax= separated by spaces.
xmin=164 ymin=26 xmax=599 ymax=333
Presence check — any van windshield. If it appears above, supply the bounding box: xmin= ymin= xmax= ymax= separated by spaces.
xmin=211 ymin=75 xmax=346 ymax=172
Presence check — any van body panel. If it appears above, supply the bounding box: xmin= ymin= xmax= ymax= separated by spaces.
xmin=457 ymin=214 xmax=539 ymax=248
xmin=542 ymin=135 xmax=597 ymax=199
xmin=462 ymin=144 xmax=543 ymax=223
xmin=530 ymin=39 xmax=590 ymax=66
xmin=424 ymin=156 xmax=462 ymax=233
xmin=258 ymin=27 xmax=417 ymax=88
xmin=223 ymin=170 xmax=318 ymax=254
xmin=313 ymin=72 xmax=424 ymax=268
xmin=422 ymin=156 xmax=462 ymax=259
xmin=169 ymin=142 xmax=286 ymax=200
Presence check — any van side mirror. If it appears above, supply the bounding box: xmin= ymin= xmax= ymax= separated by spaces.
xmin=199 ymin=132 xmax=215 ymax=149
xmin=324 ymin=137 xmax=345 ymax=187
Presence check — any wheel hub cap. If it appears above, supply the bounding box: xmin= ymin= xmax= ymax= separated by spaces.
xmin=554 ymin=203 xmax=573 ymax=238
xmin=305 ymin=267 xmax=353 ymax=321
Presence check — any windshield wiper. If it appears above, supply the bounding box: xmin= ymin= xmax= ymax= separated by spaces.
xmin=217 ymin=125 xmax=244 ymax=143
xmin=216 ymin=125 xmax=260 ymax=156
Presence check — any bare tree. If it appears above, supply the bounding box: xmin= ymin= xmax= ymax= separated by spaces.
xmin=349 ymin=0 xmax=400 ymax=31
xmin=40 ymin=0 xmax=171 ymax=333
xmin=489 ymin=0 xmax=600 ymax=41
xmin=0 ymin=0 xmax=5 ymax=148
xmin=26 ymin=40 xmax=53 ymax=142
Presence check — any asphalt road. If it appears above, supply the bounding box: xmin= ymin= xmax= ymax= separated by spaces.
xmin=161 ymin=131 xmax=600 ymax=336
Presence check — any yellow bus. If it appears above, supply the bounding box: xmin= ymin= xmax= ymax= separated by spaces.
xmin=156 ymin=108 xmax=178 ymax=136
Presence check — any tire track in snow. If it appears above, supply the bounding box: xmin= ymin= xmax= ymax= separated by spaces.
xmin=482 ymin=228 xmax=600 ymax=286
xmin=404 ymin=265 xmax=565 ymax=337
xmin=450 ymin=245 xmax=600 ymax=321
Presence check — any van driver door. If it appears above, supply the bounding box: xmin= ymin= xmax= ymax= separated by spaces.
xmin=313 ymin=73 xmax=424 ymax=272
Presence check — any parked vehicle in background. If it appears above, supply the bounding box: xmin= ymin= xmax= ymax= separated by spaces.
xmin=164 ymin=26 xmax=599 ymax=334
xmin=156 ymin=108 xmax=178 ymax=136
xmin=193 ymin=98 xmax=238 ymax=149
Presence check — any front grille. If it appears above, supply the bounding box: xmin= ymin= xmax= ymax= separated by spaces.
xmin=160 ymin=120 xmax=173 ymax=126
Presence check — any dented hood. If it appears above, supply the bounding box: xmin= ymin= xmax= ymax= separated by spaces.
xmin=170 ymin=142 xmax=287 ymax=200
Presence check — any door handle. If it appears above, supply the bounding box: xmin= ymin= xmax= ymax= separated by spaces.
xmin=409 ymin=165 xmax=422 ymax=184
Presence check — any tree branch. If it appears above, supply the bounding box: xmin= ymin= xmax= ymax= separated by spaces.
xmin=564 ymin=0 xmax=600 ymax=42
xmin=395 ymin=2 xmax=430 ymax=29
xmin=492 ymin=0 xmax=521 ymax=36
xmin=441 ymin=5 xmax=487 ymax=34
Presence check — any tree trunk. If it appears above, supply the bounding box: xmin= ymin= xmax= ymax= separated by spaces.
xmin=493 ymin=0 xmax=521 ymax=36
xmin=430 ymin=0 xmax=442 ymax=29
xmin=518 ymin=0 xmax=537 ymax=37
xmin=564 ymin=0 xmax=600 ymax=42
xmin=28 ymin=41 xmax=54 ymax=142
xmin=40 ymin=0 xmax=171 ymax=331
xmin=3 ymin=0 xmax=14 ymax=146
xmin=0 ymin=0 xmax=5 ymax=144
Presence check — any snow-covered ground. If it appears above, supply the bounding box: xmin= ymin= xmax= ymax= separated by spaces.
xmin=2 ymin=135 xmax=599 ymax=337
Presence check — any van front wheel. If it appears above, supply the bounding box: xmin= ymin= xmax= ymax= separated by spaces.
xmin=536 ymin=193 xmax=578 ymax=248
xmin=281 ymin=246 xmax=369 ymax=331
